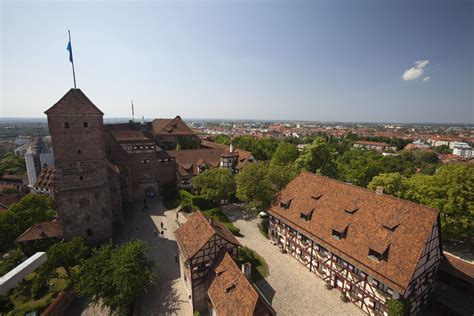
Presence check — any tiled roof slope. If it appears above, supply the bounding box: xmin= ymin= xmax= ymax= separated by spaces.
xmin=207 ymin=251 xmax=274 ymax=316
xmin=35 ymin=167 xmax=56 ymax=190
xmin=175 ymin=211 xmax=240 ymax=260
xmin=44 ymin=89 xmax=103 ymax=115
xmin=269 ymin=172 xmax=439 ymax=294
xmin=0 ymin=194 xmax=25 ymax=212
xmin=440 ymin=253 xmax=474 ymax=286
xmin=152 ymin=116 xmax=195 ymax=135
xmin=15 ymin=220 xmax=63 ymax=242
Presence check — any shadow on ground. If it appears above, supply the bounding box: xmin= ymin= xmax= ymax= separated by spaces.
xmin=222 ymin=203 xmax=257 ymax=222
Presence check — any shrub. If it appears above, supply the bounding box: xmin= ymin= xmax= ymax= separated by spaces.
xmin=237 ymin=246 xmax=269 ymax=281
xmin=180 ymin=198 xmax=194 ymax=213
xmin=258 ymin=218 xmax=269 ymax=238
xmin=387 ymin=299 xmax=406 ymax=316
xmin=0 ymin=248 xmax=25 ymax=276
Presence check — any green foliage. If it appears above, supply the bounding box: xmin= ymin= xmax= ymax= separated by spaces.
xmin=0 ymin=249 xmax=25 ymax=277
xmin=213 ymin=134 xmax=231 ymax=145
xmin=177 ymin=136 xmax=199 ymax=149
xmin=179 ymin=189 xmax=218 ymax=211
xmin=0 ymin=294 xmax=14 ymax=313
xmin=43 ymin=238 xmax=89 ymax=278
xmin=191 ymin=168 xmax=236 ymax=203
xmin=270 ymin=142 xmax=299 ymax=166
xmin=295 ymin=138 xmax=339 ymax=178
xmin=74 ymin=240 xmax=155 ymax=315
xmin=266 ymin=163 xmax=298 ymax=192
xmin=202 ymin=207 xmax=240 ymax=236
xmin=387 ymin=299 xmax=406 ymax=316
xmin=236 ymin=162 xmax=274 ymax=212
xmin=233 ymin=136 xmax=279 ymax=161
xmin=0 ymin=194 xmax=55 ymax=252
xmin=238 ymin=246 xmax=269 ymax=281
xmin=368 ymin=164 xmax=474 ymax=243
xmin=0 ymin=152 xmax=26 ymax=176
xmin=433 ymin=145 xmax=451 ymax=154
xmin=258 ymin=218 xmax=269 ymax=238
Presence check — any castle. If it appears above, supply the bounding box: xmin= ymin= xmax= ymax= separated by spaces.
xmin=44 ymin=88 xmax=253 ymax=243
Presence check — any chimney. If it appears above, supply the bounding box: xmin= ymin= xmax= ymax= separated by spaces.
xmin=242 ymin=262 xmax=251 ymax=280
xmin=376 ymin=186 xmax=385 ymax=194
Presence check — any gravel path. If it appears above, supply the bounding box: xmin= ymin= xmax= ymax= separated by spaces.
xmin=223 ymin=204 xmax=364 ymax=316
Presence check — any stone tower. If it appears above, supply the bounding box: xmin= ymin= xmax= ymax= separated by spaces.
xmin=45 ymin=89 xmax=113 ymax=243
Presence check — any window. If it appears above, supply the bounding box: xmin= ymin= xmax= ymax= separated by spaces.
xmin=368 ymin=249 xmax=382 ymax=261
xmin=64 ymin=122 xmax=70 ymax=128
xmin=83 ymin=122 xmax=88 ymax=128
xmin=77 ymin=149 xmax=82 ymax=154
xmin=332 ymin=229 xmax=343 ymax=240
xmin=79 ymin=176 xmax=84 ymax=181
xmin=300 ymin=209 xmax=313 ymax=221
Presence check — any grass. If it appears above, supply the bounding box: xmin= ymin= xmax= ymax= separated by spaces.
xmin=238 ymin=246 xmax=269 ymax=282
xmin=202 ymin=207 xmax=241 ymax=236
xmin=7 ymin=268 xmax=68 ymax=315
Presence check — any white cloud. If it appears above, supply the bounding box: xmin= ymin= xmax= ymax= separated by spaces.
xmin=402 ymin=60 xmax=430 ymax=81
xmin=422 ymin=76 xmax=430 ymax=81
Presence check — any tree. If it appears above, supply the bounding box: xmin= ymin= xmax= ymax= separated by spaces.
xmin=368 ymin=173 xmax=408 ymax=197
xmin=0 ymin=194 xmax=55 ymax=251
xmin=267 ymin=163 xmax=298 ymax=192
xmin=191 ymin=168 xmax=236 ymax=203
xmin=0 ymin=152 xmax=26 ymax=176
xmin=403 ymin=164 xmax=474 ymax=243
xmin=270 ymin=142 xmax=299 ymax=166
xmin=433 ymin=145 xmax=451 ymax=154
xmin=236 ymin=163 xmax=274 ymax=212
xmin=74 ymin=240 xmax=155 ymax=315
xmin=295 ymin=138 xmax=338 ymax=177
xmin=337 ymin=149 xmax=383 ymax=187
xmin=213 ymin=134 xmax=231 ymax=145
xmin=43 ymin=238 xmax=89 ymax=278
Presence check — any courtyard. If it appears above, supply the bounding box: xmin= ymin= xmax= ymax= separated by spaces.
xmin=223 ymin=204 xmax=364 ymax=316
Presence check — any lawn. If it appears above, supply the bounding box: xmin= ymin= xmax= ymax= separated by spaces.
xmin=6 ymin=268 xmax=68 ymax=315
xmin=238 ymin=246 xmax=269 ymax=282
xmin=202 ymin=207 xmax=241 ymax=236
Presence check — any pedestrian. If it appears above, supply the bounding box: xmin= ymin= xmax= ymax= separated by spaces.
xmin=176 ymin=212 xmax=179 ymax=220
xmin=160 ymin=222 xmax=164 ymax=229
xmin=161 ymin=230 xmax=164 ymax=237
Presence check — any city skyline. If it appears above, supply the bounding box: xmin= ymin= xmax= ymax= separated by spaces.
xmin=1 ymin=0 xmax=473 ymax=124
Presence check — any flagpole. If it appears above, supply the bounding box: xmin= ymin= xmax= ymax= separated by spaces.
xmin=131 ymin=100 xmax=135 ymax=123
xmin=68 ymin=30 xmax=77 ymax=89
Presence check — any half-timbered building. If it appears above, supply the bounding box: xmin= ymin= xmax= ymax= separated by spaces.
xmin=268 ymin=172 xmax=442 ymax=315
xmin=175 ymin=211 xmax=274 ymax=315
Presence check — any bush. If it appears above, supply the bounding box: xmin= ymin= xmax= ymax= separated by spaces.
xmin=192 ymin=196 xmax=218 ymax=210
xmin=180 ymin=198 xmax=195 ymax=213
xmin=387 ymin=299 xmax=406 ymax=316
xmin=0 ymin=248 xmax=25 ymax=276
xmin=202 ymin=208 xmax=240 ymax=236
xmin=258 ymin=218 xmax=269 ymax=238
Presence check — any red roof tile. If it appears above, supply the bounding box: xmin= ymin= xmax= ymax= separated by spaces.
xmin=269 ymin=172 xmax=439 ymax=294
xmin=44 ymin=89 xmax=103 ymax=115
xmin=15 ymin=220 xmax=63 ymax=243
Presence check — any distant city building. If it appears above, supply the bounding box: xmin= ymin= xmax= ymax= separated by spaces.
xmin=452 ymin=143 xmax=472 ymax=159
xmin=268 ymin=173 xmax=442 ymax=315
xmin=353 ymin=140 xmax=395 ymax=152
xmin=24 ymin=137 xmax=54 ymax=191
xmin=404 ymin=140 xmax=431 ymax=151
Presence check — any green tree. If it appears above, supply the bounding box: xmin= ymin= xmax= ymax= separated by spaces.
xmin=213 ymin=134 xmax=231 ymax=145
xmin=191 ymin=168 xmax=236 ymax=203
xmin=0 ymin=152 xmax=26 ymax=176
xmin=337 ymin=149 xmax=383 ymax=187
xmin=267 ymin=163 xmax=298 ymax=192
xmin=270 ymin=142 xmax=299 ymax=166
xmin=0 ymin=248 xmax=25 ymax=276
xmin=433 ymin=145 xmax=451 ymax=154
xmin=368 ymin=173 xmax=408 ymax=197
xmin=42 ymin=238 xmax=89 ymax=278
xmin=236 ymin=163 xmax=274 ymax=212
xmin=387 ymin=299 xmax=406 ymax=316
xmin=74 ymin=240 xmax=155 ymax=315
xmin=295 ymin=138 xmax=338 ymax=177
xmin=404 ymin=164 xmax=474 ymax=242
xmin=0 ymin=194 xmax=55 ymax=251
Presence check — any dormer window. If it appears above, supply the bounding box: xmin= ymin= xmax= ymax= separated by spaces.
xmin=344 ymin=207 xmax=358 ymax=215
xmin=311 ymin=194 xmax=323 ymax=200
xmin=280 ymin=199 xmax=292 ymax=210
xmin=300 ymin=209 xmax=313 ymax=221
xmin=368 ymin=249 xmax=382 ymax=261
xmin=332 ymin=229 xmax=343 ymax=240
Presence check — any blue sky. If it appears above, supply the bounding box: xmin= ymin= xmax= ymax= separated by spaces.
xmin=1 ymin=0 xmax=472 ymax=123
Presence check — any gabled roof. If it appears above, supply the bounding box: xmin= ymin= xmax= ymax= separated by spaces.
xmin=269 ymin=172 xmax=440 ymax=294
xmin=15 ymin=220 xmax=63 ymax=243
xmin=44 ymin=89 xmax=103 ymax=115
xmin=152 ymin=116 xmax=195 ymax=135
xmin=207 ymin=251 xmax=274 ymax=316
xmin=175 ymin=211 xmax=240 ymax=260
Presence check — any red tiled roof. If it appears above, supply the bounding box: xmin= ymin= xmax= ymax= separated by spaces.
xmin=35 ymin=167 xmax=56 ymax=190
xmin=269 ymin=172 xmax=439 ymax=294
xmin=109 ymin=130 xmax=152 ymax=142
xmin=152 ymin=116 xmax=195 ymax=135
xmin=207 ymin=251 xmax=274 ymax=316
xmin=440 ymin=253 xmax=474 ymax=286
xmin=175 ymin=211 xmax=240 ymax=260
xmin=15 ymin=220 xmax=63 ymax=243
xmin=44 ymin=89 xmax=103 ymax=115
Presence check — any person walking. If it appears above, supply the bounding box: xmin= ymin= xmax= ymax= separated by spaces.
xmin=160 ymin=222 xmax=164 ymax=230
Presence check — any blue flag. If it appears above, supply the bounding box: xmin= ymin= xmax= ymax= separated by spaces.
xmin=67 ymin=40 xmax=73 ymax=63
